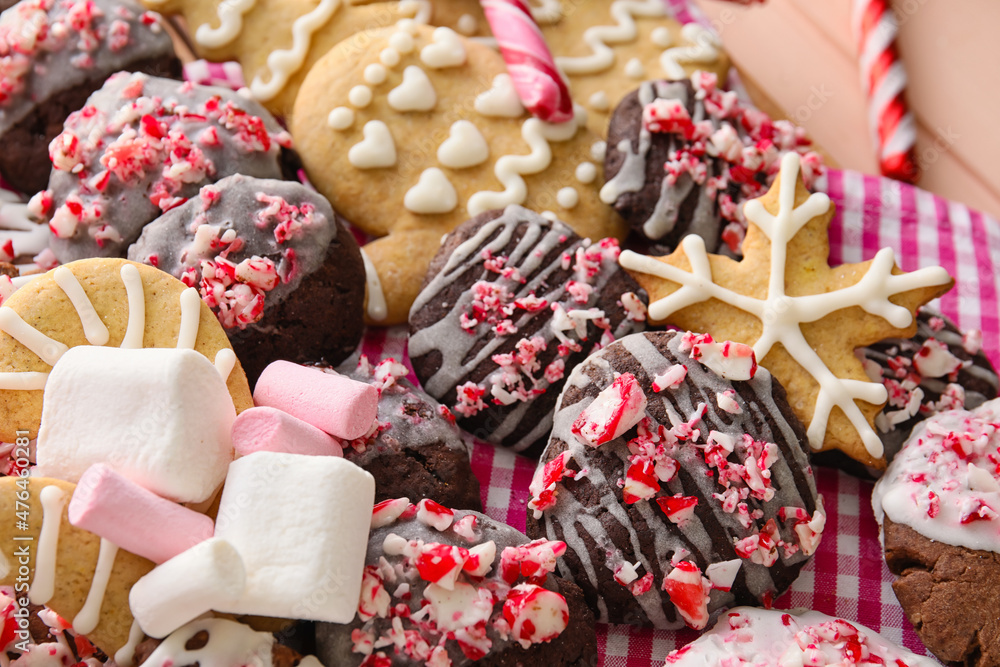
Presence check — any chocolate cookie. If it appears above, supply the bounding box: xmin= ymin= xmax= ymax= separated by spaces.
xmin=28 ymin=72 xmax=298 ymax=264
xmin=0 ymin=0 xmax=182 ymax=195
xmin=526 ymin=330 xmax=824 ymax=629
xmin=316 ymin=498 xmax=597 ymax=667
xmin=872 ymin=399 xmax=1000 ymax=666
xmin=334 ymin=355 xmax=482 ymax=511
xmin=128 ymin=174 xmax=365 ymax=384
xmin=602 ymin=75 xmax=823 ymax=253
xmin=409 ymin=205 xmax=647 ymax=454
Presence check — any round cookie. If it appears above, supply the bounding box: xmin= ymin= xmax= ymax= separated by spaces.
xmin=27 ymin=72 xmax=297 ymax=264
xmin=291 ymin=22 xmax=626 ymax=324
xmin=526 ymin=330 xmax=824 ymax=629
xmin=316 ymin=498 xmax=597 ymax=666
xmin=334 ymin=355 xmax=482 ymax=510
xmin=409 ymin=205 xmax=647 ymax=454
xmin=0 ymin=0 xmax=182 ymax=195
xmin=872 ymin=399 xmax=1000 ymax=667
xmin=603 ymin=76 xmax=824 ymax=252
xmin=0 ymin=257 xmax=254 ymax=442
xmin=128 ymin=174 xmax=365 ymax=384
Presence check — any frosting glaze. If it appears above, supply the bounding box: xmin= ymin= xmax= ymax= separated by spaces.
xmin=409 ymin=205 xmax=647 ymax=452
xmin=872 ymin=398 xmax=1000 ymax=554
xmin=29 ymin=72 xmax=292 ymax=263
xmin=195 ymin=0 xmax=257 ymax=49
xmin=665 ymin=607 xmax=939 ymax=667
xmin=0 ymin=0 xmax=175 ymax=137
xmin=527 ymin=330 xmax=822 ymax=628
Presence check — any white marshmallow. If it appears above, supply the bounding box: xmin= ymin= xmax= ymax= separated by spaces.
xmin=212 ymin=452 xmax=375 ymax=622
xmin=36 ymin=347 xmax=236 ymax=503
xmin=129 ymin=538 xmax=246 ymax=639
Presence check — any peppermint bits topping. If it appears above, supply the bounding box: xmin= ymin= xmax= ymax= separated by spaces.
xmin=662 ymin=561 xmax=712 ymax=630
xmin=571 ymin=372 xmax=648 ymax=447
xmin=502 ymin=584 xmax=569 ymax=649
xmin=692 ymin=340 xmax=758 ymax=381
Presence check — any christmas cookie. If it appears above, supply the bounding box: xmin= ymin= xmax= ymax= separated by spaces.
xmin=620 ymin=153 xmax=954 ymax=468
xmin=27 ymin=72 xmax=297 ymax=264
xmin=872 ymin=398 xmax=1000 ymax=667
xmin=665 ymin=607 xmax=939 ymax=666
xmin=0 ymin=0 xmax=182 ymax=195
xmin=409 ymin=206 xmax=646 ymax=454
xmin=316 ymin=498 xmax=597 ymax=666
xmin=127 ymin=175 xmax=365 ymax=383
xmin=603 ymin=75 xmax=823 ymax=253
xmin=334 ymin=355 xmax=482 ymax=511
xmin=0 ymin=257 xmax=254 ymax=442
xmin=290 ymin=22 xmax=626 ymax=324
xmin=525 ymin=330 xmax=824 ymax=629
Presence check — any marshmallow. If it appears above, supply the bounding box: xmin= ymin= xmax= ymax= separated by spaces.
xmin=253 ymin=361 xmax=379 ymax=439
xmin=36 ymin=347 xmax=235 ymax=503
xmin=232 ymin=407 xmax=344 ymax=458
xmin=68 ymin=464 xmax=215 ymax=564
xmin=129 ymin=538 xmax=245 ymax=638
xmin=212 ymin=452 xmax=375 ymax=622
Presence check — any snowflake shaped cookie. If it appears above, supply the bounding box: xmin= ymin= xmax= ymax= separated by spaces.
xmin=619 ymin=153 xmax=953 ymax=467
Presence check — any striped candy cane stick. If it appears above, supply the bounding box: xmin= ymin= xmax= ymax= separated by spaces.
xmin=480 ymin=0 xmax=574 ymax=124
xmin=853 ymin=0 xmax=919 ymax=183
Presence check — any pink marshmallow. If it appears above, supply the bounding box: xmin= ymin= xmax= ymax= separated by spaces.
xmin=253 ymin=361 xmax=379 ymax=440
xmin=68 ymin=464 xmax=215 ymax=564
xmin=232 ymin=407 xmax=344 ymax=457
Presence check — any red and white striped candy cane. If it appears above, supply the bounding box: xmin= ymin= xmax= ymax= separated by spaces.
xmin=480 ymin=0 xmax=574 ymax=124
xmin=853 ymin=0 xmax=919 ymax=183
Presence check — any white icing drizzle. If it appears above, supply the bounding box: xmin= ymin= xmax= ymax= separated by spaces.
xmin=28 ymin=485 xmax=67 ymax=606
xmin=437 ymin=121 xmax=490 ymax=169
xmin=249 ymin=0 xmax=342 ymax=102
xmin=349 ymin=121 xmax=398 ymax=169
xmin=114 ymin=619 xmax=145 ymax=667
xmin=72 ymin=538 xmax=119 ymax=635
xmin=327 ymin=106 xmax=355 ymax=130
xmin=404 ymin=168 xmax=458 ymax=214
xmin=398 ymin=0 xmax=432 ymax=24
xmin=555 ymin=0 xmax=667 ymax=75
xmin=387 ymin=66 xmax=437 ymax=112
xmin=475 ymin=74 xmax=525 ymax=118
xmin=0 ymin=199 xmax=50 ymax=262
xmin=0 ymin=307 xmax=68 ymax=366
xmin=120 ymin=264 xmax=145 ymax=349
xmin=659 ymin=23 xmax=721 ymax=80
xmin=176 ymin=288 xmax=202 ymax=350
xmin=0 ymin=372 xmax=48 ymax=390
xmin=214 ymin=348 xmax=237 ymax=382
xmin=360 ymin=249 xmax=388 ymax=322
xmin=195 ymin=0 xmax=257 ymax=49
xmin=53 ymin=267 xmax=110 ymax=347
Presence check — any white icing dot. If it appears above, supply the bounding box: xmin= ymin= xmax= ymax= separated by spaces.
xmin=327 ymin=106 xmax=354 ymax=130
xmin=364 ymin=64 xmax=387 ymax=85
xmin=475 ymin=73 xmax=525 ymax=118
xmin=420 ymin=27 xmax=467 ymax=69
xmin=588 ymin=91 xmax=610 ymax=112
xmin=348 ymin=85 xmax=373 ymax=108
xmin=397 ymin=18 xmax=419 ymax=35
xmin=348 ymin=120 xmax=397 ymax=169
xmin=388 ymin=66 xmax=437 ymax=112
xmin=438 ymin=120 xmax=490 ymax=169
xmin=404 ymin=168 xmax=458 ymax=214
xmin=557 ymin=187 xmax=579 ymax=209
xmin=380 ymin=48 xmax=401 ymax=67
xmin=625 ymin=58 xmax=645 ymax=79
xmin=591 ymin=140 xmax=607 ymax=161
xmin=575 ymin=162 xmax=597 ymax=184
xmin=652 ymin=26 xmax=673 ymax=48
xmin=389 ymin=31 xmax=415 ymax=54
xmin=456 ymin=13 xmax=477 ymax=35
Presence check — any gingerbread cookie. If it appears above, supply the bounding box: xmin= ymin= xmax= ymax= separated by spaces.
xmin=291 ymin=22 xmax=625 ymax=324
xmin=27 ymin=72 xmax=297 ymax=264
xmin=0 ymin=258 xmax=254 ymax=442
xmin=526 ymin=330 xmax=824 ymax=628
xmin=128 ymin=175 xmax=366 ymax=383
xmin=409 ymin=206 xmax=646 ymax=453
xmin=872 ymin=399 xmax=1000 ymax=666
xmin=619 ymin=153 xmax=953 ymax=468
xmin=0 ymin=0 xmax=182 ymax=195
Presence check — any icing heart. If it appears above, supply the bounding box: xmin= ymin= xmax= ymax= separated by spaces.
xmin=419 ymin=27 xmax=467 ymax=69
xmin=348 ymin=121 xmax=397 ymax=169
xmin=475 ymin=74 xmax=525 ymax=118
xmin=404 ymin=168 xmax=458 ymax=214
xmin=388 ymin=66 xmax=437 ymax=112
xmin=437 ymin=121 xmax=490 ymax=169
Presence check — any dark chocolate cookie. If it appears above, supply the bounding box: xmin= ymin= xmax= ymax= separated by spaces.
xmin=601 ymin=75 xmax=822 ymax=253
xmin=316 ymin=498 xmax=597 ymax=667
xmin=526 ymin=330 xmax=824 ymax=629
xmin=128 ymin=174 xmax=364 ymax=383
xmin=334 ymin=355 xmax=482 ymax=511
xmin=0 ymin=0 xmax=182 ymax=195
xmin=409 ymin=205 xmax=647 ymax=455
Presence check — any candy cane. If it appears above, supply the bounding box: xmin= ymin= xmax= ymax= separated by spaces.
xmin=480 ymin=0 xmax=574 ymax=124
xmin=853 ymin=0 xmax=919 ymax=183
